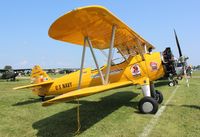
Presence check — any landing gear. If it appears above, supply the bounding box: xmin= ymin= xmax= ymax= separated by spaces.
xmin=154 ymin=90 xmax=163 ymax=104
xmin=168 ymin=79 xmax=178 ymax=87
xmin=138 ymin=82 xmax=163 ymax=114
xmin=175 ymin=79 xmax=178 ymax=85
xmin=39 ymin=95 xmax=45 ymax=101
xmin=138 ymin=97 xmax=158 ymax=114
xmin=177 ymin=76 xmax=182 ymax=80
xmin=168 ymin=81 xmax=175 ymax=86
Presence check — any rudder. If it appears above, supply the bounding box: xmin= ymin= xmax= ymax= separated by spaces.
xmin=31 ymin=65 xmax=52 ymax=84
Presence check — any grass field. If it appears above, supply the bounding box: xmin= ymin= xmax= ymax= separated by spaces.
xmin=0 ymin=72 xmax=199 ymax=137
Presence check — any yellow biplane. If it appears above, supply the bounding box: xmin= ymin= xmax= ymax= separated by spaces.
xmin=14 ymin=6 xmax=177 ymax=114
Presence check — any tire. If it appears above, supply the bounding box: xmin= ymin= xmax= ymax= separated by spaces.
xmin=138 ymin=97 xmax=158 ymax=114
xmin=177 ymin=76 xmax=182 ymax=80
xmin=174 ymin=80 xmax=178 ymax=85
xmin=168 ymin=81 xmax=175 ymax=87
xmin=155 ymin=90 xmax=163 ymax=104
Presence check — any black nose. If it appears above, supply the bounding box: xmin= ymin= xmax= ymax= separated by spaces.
xmin=162 ymin=47 xmax=176 ymax=76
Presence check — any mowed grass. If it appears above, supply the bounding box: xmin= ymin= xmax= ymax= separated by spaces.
xmin=149 ymin=75 xmax=200 ymax=137
xmin=0 ymin=72 xmax=199 ymax=137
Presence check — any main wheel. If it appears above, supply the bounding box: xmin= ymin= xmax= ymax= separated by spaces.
xmin=138 ymin=97 xmax=158 ymax=114
xmin=154 ymin=90 xmax=163 ymax=104
xmin=168 ymin=81 xmax=175 ymax=87
xmin=177 ymin=76 xmax=182 ymax=80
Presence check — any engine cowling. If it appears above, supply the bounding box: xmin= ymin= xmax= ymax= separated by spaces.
xmin=162 ymin=47 xmax=176 ymax=77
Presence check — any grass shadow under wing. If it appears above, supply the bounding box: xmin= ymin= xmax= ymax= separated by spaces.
xmin=32 ymin=91 xmax=139 ymax=137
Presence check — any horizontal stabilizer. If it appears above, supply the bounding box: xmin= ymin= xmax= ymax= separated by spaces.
xmin=42 ymin=81 xmax=133 ymax=106
xmin=13 ymin=80 xmax=54 ymax=90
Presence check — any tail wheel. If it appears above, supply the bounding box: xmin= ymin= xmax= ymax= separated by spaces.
xmin=138 ymin=97 xmax=158 ymax=114
xmin=154 ymin=90 xmax=163 ymax=104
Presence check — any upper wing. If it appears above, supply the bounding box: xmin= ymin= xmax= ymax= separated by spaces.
xmin=48 ymin=5 xmax=154 ymax=54
xmin=42 ymin=81 xmax=133 ymax=106
xmin=13 ymin=80 xmax=54 ymax=90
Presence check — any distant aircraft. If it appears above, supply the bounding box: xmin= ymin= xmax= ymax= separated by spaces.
xmin=0 ymin=65 xmax=19 ymax=81
xmin=0 ymin=65 xmax=31 ymax=81
xmin=14 ymin=6 xmax=188 ymax=114
xmin=0 ymin=70 xmax=18 ymax=81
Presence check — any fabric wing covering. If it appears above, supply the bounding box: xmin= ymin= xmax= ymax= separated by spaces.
xmin=48 ymin=5 xmax=155 ymax=56
xmin=42 ymin=81 xmax=133 ymax=106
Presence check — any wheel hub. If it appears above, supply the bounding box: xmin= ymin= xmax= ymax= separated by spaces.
xmin=142 ymin=102 xmax=153 ymax=113
xmin=169 ymin=82 xmax=174 ymax=86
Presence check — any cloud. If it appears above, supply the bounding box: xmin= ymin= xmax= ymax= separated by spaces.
xmin=19 ymin=60 xmax=28 ymax=66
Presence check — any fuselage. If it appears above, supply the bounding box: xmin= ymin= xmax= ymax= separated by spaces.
xmin=35 ymin=52 xmax=166 ymax=96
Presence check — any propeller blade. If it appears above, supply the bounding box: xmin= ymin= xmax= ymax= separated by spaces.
xmin=174 ymin=29 xmax=182 ymax=57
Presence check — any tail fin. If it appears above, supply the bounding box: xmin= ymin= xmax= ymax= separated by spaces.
xmin=31 ymin=65 xmax=52 ymax=84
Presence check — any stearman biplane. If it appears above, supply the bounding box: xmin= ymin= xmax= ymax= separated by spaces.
xmin=14 ymin=6 xmax=182 ymax=114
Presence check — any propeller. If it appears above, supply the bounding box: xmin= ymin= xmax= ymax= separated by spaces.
xmin=174 ymin=29 xmax=182 ymax=57
xmin=174 ymin=29 xmax=189 ymax=87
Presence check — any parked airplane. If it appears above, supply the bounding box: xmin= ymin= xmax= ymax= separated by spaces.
xmin=14 ymin=6 xmax=187 ymax=114
xmin=167 ymin=30 xmax=189 ymax=87
xmin=0 ymin=65 xmax=30 ymax=81
xmin=0 ymin=69 xmax=18 ymax=81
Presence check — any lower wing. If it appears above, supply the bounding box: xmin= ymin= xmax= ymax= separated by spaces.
xmin=42 ymin=81 xmax=133 ymax=106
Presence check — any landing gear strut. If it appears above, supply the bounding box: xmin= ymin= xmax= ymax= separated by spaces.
xmin=39 ymin=95 xmax=45 ymax=101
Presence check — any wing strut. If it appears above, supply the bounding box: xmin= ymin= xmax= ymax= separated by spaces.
xmin=87 ymin=37 xmax=105 ymax=85
xmin=78 ymin=37 xmax=87 ymax=89
xmin=79 ymin=25 xmax=116 ymax=86
xmin=78 ymin=36 xmax=106 ymax=87
xmin=144 ymin=44 xmax=147 ymax=53
xmin=136 ymin=39 xmax=145 ymax=61
xmin=117 ymin=48 xmax=129 ymax=63
xmin=77 ymin=37 xmax=87 ymax=134
xmin=105 ymin=25 xmax=116 ymax=84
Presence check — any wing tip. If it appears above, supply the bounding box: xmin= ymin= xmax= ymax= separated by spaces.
xmin=13 ymin=87 xmax=18 ymax=90
xmin=13 ymin=86 xmax=25 ymax=90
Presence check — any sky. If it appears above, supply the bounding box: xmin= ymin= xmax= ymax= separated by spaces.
xmin=0 ymin=0 xmax=200 ymax=69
